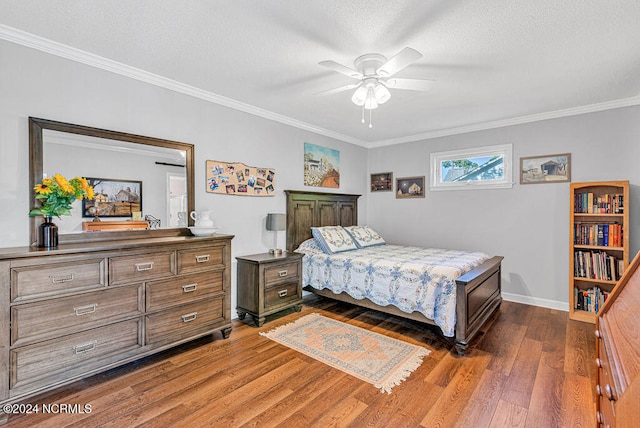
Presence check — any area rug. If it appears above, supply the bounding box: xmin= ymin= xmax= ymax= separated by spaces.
xmin=260 ymin=313 xmax=430 ymax=393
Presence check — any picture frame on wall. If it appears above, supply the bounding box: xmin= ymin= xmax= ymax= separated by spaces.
xmin=520 ymin=153 xmax=571 ymax=184
xmin=396 ymin=176 xmax=425 ymax=199
xmin=370 ymin=172 xmax=393 ymax=192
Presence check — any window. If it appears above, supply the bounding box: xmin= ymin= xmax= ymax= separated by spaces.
xmin=430 ymin=144 xmax=513 ymax=191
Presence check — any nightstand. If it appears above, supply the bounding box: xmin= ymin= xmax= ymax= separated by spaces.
xmin=236 ymin=252 xmax=303 ymax=326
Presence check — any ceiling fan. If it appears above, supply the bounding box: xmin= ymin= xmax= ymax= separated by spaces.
xmin=317 ymin=47 xmax=434 ymax=127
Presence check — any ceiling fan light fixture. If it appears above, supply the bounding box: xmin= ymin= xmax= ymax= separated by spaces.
xmin=351 ymin=85 xmax=368 ymax=106
xmin=373 ymin=83 xmax=391 ymax=104
xmin=363 ymin=88 xmax=379 ymax=110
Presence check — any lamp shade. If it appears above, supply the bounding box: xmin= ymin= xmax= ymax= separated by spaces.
xmin=266 ymin=213 xmax=286 ymax=231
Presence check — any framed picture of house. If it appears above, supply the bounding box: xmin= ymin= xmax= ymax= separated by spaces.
xmin=371 ymin=172 xmax=393 ymax=192
xmin=304 ymin=142 xmax=340 ymax=188
xmin=520 ymin=153 xmax=571 ymax=184
xmin=82 ymin=177 xmax=142 ymax=218
xmin=396 ymin=176 xmax=425 ymax=199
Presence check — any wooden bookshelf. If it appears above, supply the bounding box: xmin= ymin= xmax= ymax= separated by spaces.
xmin=569 ymin=180 xmax=629 ymax=323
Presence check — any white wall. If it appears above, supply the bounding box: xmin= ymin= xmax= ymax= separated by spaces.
xmin=367 ymin=106 xmax=640 ymax=309
xmin=0 ymin=40 xmax=368 ymax=317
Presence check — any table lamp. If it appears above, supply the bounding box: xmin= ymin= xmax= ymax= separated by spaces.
xmin=266 ymin=213 xmax=286 ymax=256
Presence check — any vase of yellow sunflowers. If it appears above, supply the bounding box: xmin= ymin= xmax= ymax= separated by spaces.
xmin=29 ymin=174 xmax=95 ymax=248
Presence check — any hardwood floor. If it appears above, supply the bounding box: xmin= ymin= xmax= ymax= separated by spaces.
xmin=3 ymin=296 xmax=597 ymax=427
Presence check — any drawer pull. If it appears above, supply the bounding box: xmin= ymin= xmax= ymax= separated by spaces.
xmin=594 ymin=329 xmax=601 ymax=338
xmin=278 ymin=270 xmax=288 ymax=277
xmin=604 ymin=384 xmax=616 ymax=401
xmin=278 ymin=289 xmax=288 ymax=298
xmin=73 ymin=340 xmax=97 ymax=355
xmin=195 ymin=254 xmax=210 ymax=263
xmin=135 ymin=262 xmax=154 ymax=272
xmin=181 ymin=312 xmax=198 ymax=323
xmin=182 ymin=283 xmax=198 ymax=293
xmin=51 ymin=273 xmax=75 ymax=283
xmin=74 ymin=303 xmax=97 ymax=316
xmin=595 ymin=358 xmax=602 ymax=368
xmin=596 ymin=385 xmax=602 ymax=396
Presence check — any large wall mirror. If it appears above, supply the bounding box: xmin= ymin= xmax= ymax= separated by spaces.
xmin=29 ymin=117 xmax=195 ymax=245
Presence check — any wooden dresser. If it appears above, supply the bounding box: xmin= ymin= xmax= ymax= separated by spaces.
xmin=595 ymin=250 xmax=640 ymax=428
xmin=0 ymin=235 xmax=232 ymax=408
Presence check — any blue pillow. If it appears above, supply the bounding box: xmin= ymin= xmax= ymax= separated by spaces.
xmin=311 ymin=226 xmax=358 ymax=254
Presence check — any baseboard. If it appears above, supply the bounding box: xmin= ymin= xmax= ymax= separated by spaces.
xmin=502 ymin=292 xmax=568 ymax=312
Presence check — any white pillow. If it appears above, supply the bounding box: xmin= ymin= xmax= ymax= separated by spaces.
xmin=311 ymin=226 xmax=358 ymax=254
xmin=294 ymin=238 xmax=325 ymax=255
xmin=344 ymin=226 xmax=386 ymax=248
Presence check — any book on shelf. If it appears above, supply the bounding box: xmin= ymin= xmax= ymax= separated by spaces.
xmin=574 ymin=250 xmax=623 ymax=281
xmin=574 ymin=192 xmax=624 ymax=214
xmin=574 ymin=286 xmax=610 ymax=314
xmin=574 ymin=222 xmax=623 ymax=247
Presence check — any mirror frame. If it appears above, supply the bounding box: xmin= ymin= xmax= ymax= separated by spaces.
xmin=29 ymin=117 xmax=195 ymax=245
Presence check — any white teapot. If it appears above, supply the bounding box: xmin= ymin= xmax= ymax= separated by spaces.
xmin=190 ymin=210 xmax=214 ymax=228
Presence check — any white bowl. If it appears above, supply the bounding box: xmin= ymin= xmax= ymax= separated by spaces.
xmin=188 ymin=226 xmax=219 ymax=237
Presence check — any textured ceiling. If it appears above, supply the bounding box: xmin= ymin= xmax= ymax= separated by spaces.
xmin=2 ymin=1 xmax=640 ymax=147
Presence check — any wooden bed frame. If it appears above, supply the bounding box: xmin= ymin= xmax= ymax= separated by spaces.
xmin=285 ymin=190 xmax=503 ymax=356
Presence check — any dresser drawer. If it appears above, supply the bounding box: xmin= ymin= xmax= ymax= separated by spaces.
xmin=146 ymin=271 xmax=224 ymax=312
xmin=596 ymin=340 xmax=618 ymax=427
xmin=11 ymin=284 xmax=143 ymax=347
xmin=264 ymin=282 xmax=301 ymax=310
xmin=146 ymin=297 xmax=227 ymax=346
xmin=10 ymin=319 xmax=142 ymax=392
xmin=264 ymin=261 xmax=300 ymax=287
xmin=109 ymin=251 xmax=175 ymax=285
xmin=177 ymin=246 xmax=224 ymax=274
xmin=11 ymin=258 xmax=106 ymax=302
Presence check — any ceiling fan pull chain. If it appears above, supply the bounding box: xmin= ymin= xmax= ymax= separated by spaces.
xmin=361 ymin=105 xmax=365 ymax=124
xmin=369 ymin=108 xmax=373 ymax=128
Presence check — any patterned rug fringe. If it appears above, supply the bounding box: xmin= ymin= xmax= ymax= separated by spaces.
xmin=375 ymin=347 xmax=430 ymax=393
xmin=260 ymin=312 xmax=430 ymax=394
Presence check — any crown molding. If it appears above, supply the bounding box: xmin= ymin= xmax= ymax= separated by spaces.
xmin=366 ymin=95 xmax=640 ymax=148
xmin=0 ymin=25 xmax=367 ymax=147
xmin=2 ymin=24 xmax=638 ymax=150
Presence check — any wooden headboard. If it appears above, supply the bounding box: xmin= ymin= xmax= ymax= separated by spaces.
xmin=285 ymin=190 xmax=361 ymax=252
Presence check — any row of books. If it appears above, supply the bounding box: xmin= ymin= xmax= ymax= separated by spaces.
xmin=574 ymin=192 xmax=624 ymax=214
xmin=574 ymin=250 xmax=624 ymax=281
xmin=574 ymin=222 xmax=623 ymax=247
xmin=574 ymin=286 xmax=609 ymax=314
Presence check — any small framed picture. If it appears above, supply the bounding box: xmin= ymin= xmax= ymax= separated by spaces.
xmin=82 ymin=177 xmax=142 ymax=218
xmin=370 ymin=172 xmax=393 ymax=192
xmin=396 ymin=176 xmax=425 ymax=199
xmin=520 ymin=153 xmax=571 ymax=184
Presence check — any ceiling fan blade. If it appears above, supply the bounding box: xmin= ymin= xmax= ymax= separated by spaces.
xmin=314 ymin=83 xmax=361 ymax=96
xmin=318 ymin=60 xmax=362 ymax=79
xmin=384 ymin=78 xmax=435 ymax=91
xmin=376 ymin=47 xmax=423 ymax=77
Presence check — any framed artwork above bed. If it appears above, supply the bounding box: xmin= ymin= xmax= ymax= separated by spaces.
xmin=396 ymin=176 xmax=425 ymax=198
xmin=370 ymin=172 xmax=393 ymax=192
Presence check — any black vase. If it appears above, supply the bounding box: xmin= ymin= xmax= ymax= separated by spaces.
xmin=37 ymin=217 xmax=58 ymax=248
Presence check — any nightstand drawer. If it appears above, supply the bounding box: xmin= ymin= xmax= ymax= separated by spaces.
xmin=145 ymin=297 xmax=226 ymax=345
xmin=109 ymin=251 xmax=175 ymax=285
xmin=11 ymin=258 xmax=106 ymax=302
xmin=11 ymin=284 xmax=143 ymax=346
xmin=264 ymin=282 xmax=300 ymax=309
xmin=264 ymin=261 xmax=300 ymax=287
xmin=177 ymin=246 xmax=224 ymax=274
xmin=146 ymin=271 xmax=224 ymax=312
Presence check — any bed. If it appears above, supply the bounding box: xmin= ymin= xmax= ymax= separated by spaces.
xmin=285 ymin=190 xmax=503 ymax=356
